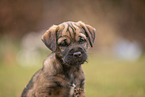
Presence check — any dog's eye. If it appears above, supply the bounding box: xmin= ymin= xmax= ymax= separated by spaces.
xmin=78 ymin=37 xmax=86 ymax=44
xmin=58 ymin=39 xmax=69 ymax=47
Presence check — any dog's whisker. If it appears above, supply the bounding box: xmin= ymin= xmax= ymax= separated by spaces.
xmin=85 ymin=60 xmax=88 ymax=63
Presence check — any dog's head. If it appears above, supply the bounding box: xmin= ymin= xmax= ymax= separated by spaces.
xmin=42 ymin=21 xmax=95 ymax=66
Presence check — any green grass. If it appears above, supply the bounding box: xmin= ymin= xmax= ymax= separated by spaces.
xmin=0 ymin=55 xmax=145 ymax=97
xmin=84 ymin=55 xmax=145 ymax=97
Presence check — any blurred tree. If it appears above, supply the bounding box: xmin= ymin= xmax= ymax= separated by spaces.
xmin=0 ymin=0 xmax=43 ymax=38
xmin=0 ymin=0 xmax=145 ymax=48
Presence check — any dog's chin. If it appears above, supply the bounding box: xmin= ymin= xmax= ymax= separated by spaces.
xmin=63 ymin=55 xmax=87 ymax=66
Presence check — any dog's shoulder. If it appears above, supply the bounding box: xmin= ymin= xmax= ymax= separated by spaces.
xmin=21 ymin=69 xmax=41 ymax=97
xmin=42 ymin=53 xmax=63 ymax=75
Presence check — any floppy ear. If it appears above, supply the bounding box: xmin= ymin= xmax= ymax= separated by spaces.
xmin=41 ymin=25 xmax=58 ymax=51
xmin=76 ymin=21 xmax=96 ymax=47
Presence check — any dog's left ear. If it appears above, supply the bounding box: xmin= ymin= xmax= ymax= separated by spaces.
xmin=76 ymin=21 xmax=96 ymax=47
xmin=41 ymin=25 xmax=58 ymax=51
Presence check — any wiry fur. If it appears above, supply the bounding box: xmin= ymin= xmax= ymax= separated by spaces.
xmin=21 ymin=21 xmax=95 ymax=97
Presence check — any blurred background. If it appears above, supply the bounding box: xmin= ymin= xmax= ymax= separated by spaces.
xmin=0 ymin=0 xmax=145 ymax=97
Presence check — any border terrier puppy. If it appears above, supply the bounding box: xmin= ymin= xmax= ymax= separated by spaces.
xmin=21 ymin=21 xmax=95 ymax=97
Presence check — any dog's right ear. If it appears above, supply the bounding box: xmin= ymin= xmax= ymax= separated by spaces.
xmin=41 ymin=25 xmax=59 ymax=51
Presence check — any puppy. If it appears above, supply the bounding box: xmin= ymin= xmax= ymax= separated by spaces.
xmin=21 ymin=21 xmax=95 ymax=97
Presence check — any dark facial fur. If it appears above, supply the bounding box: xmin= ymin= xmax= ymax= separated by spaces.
xmin=54 ymin=22 xmax=91 ymax=67
xmin=56 ymin=42 xmax=88 ymax=66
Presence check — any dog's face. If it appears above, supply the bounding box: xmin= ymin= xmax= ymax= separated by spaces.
xmin=42 ymin=21 xmax=95 ymax=66
xmin=56 ymin=32 xmax=88 ymax=66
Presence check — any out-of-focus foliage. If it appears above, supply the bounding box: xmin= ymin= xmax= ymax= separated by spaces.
xmin=0 ymin=56 xmax=145 ymax=97
xmin=0 ymin=0 xmax=43 ymax=37
xmin=0 ymin=0 xmax=145 ymax=46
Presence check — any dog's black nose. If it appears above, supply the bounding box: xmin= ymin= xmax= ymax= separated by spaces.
xmin=73 ymin=52 xmax=82 ymax=58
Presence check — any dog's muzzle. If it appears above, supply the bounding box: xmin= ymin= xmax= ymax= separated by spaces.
xmin=63 ymin=47 xmax=87 ymax=66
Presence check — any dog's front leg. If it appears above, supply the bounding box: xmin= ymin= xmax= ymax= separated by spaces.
xmin=73 ymin=88 xmax=86 ymax=97
xmin=34 ymin=85 xmax=73 ymax=97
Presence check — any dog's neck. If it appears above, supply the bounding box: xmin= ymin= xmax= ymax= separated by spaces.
xmin=55 ymin=53 xmax=82 ymax=73
xmin=43 ymin=53 xmax=82 ymax=75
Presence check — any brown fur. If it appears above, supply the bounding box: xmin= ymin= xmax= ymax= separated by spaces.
xmin=21 ymin=21 xmax=95 ymax=97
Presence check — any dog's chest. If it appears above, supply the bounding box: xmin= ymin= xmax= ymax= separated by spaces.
xmin=69 ymin=79 xmax=85 ymax=97
xmin=67 ymin=72 xmax=85 ymax=96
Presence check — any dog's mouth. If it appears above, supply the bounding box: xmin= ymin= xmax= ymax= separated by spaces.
xmin=63 ymin=51 xmax=87 ymax=66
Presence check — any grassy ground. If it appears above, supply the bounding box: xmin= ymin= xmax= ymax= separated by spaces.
xmin=0 ymin=55 xmax=145 ymax=97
